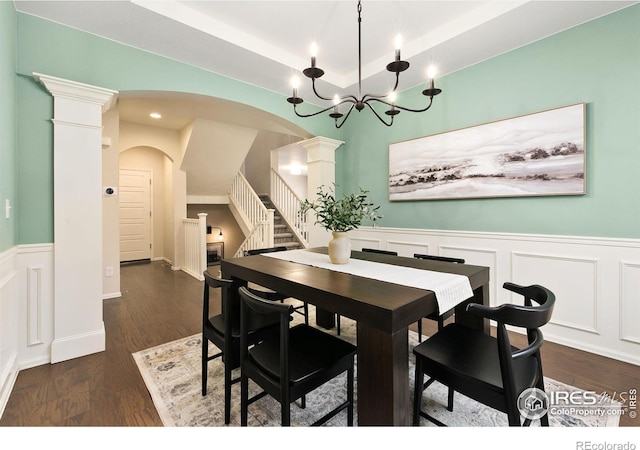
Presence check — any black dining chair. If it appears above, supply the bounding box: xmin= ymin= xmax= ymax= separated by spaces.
xmin=201 ymin=271 xmax=280 ymax=424
xmin=413 ymin=253 xmax=466 ymax=342
xmin=239 ymin=286 xmax=357 ymax=426
xmin=333 ymin=247 xmax=400 ymax=336
xmin=361 ymin=247 xmax=398 ymax=256
xmin=243 ymin=246 xmax=309 ymax=325
xmin=412 ymin=282 xmax=555 ymax=426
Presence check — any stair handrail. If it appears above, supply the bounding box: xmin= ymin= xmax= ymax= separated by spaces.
xmin=270 ymin=169 xmax=310 ymax=248
xmin=229 ymin=172 xmax=274 ymax=250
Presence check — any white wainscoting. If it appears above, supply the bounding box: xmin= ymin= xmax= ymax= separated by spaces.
xmin=15 ymin=244 xmax=54 ymax=370
xmin=0 ymin=246 xmax=18 ymax=418
xmin=349 ymin=227 xmax=640 ymax=366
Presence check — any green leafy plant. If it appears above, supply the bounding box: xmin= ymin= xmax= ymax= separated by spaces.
xmin=300 ymin=185 xmax=382 ymax=232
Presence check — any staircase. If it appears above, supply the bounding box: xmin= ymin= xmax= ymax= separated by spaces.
xmin=259 ymin=195 xmax=303 ymax=250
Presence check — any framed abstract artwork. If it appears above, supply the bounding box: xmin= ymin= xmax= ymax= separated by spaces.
xmin=389 ymin=103 xmax=586 ymax=201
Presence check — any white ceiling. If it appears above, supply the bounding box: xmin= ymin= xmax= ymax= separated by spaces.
xmin=14 ymin=0 xmax=636 ymax=127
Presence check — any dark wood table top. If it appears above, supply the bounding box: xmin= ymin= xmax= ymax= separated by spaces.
xmin=221 ymin=247 xmax=489 ymax=334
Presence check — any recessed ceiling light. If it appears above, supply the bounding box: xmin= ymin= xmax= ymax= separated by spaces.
xmin=150 ymin=112 xmax=162 ymax=119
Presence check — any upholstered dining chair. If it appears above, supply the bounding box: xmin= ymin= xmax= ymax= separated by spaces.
xmin=239 ymin=286 xmax=357 ymax=426
xmin=413 ymin=253 xmax=466 ymax=342
xmin=412 ymin=282 xmax=555 ymax=426
xmin=201 ymin=271 xmax=279 ymax=424
xmin=243 ymin=246 xmax=309 ymax=325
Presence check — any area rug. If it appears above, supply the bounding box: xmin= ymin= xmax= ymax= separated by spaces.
xmin=133 ymin=308 xmax=620 ymax=427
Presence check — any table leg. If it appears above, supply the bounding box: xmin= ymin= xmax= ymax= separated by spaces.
xmin=356 ymin=323 xmax=410 ymax=426
xmin=315 ymin=307 xmax=336 ymax=329
xmin=454 ymin=284 xmax=490 ymax=333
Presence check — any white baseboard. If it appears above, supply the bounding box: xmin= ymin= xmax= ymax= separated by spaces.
xmin=0 ymin=355 xmax=18 ymax=421
xmin=51 ymin=324 xmax=106 ymax=364
xmin=102 ymin=291 xmax=122 ymax=300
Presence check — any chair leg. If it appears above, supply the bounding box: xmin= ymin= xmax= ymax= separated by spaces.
xmin=240 ymin=373 xmax=249 ymax=426
xmin=447 ymin=388 xmax=454 ymax=412
xmin=224 ymin=362 xmax=232 ymax=425
xmin=301 ymin=394 xmax=306 ymax=409
xmin=336 ymin=314 xmax=341 ymax=335
xmin=535 ymin=375 xmax=550 ymax=426
xmin=304 ymin=302 xmax=309 ymax=326
xmin=412 ymin=357 xmax=424 ymax=426
xmin=201 ymin=338 xmax=208 ymax=396
xmin=347 ymin=364 xmax=354 ymax=426
xmin=507 ymin=409 xmax=522 ymax=426
xmin=282 ymin=397 xmax=291 ymax=426
xmin=417 ymin=319 xmax=423 ymax=342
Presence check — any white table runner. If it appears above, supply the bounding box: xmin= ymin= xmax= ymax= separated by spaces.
xmin=262 ymin=249 xmax=473 ymax=314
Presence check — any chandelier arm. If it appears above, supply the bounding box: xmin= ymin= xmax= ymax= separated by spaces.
xmin=310 ymin=78 xmax=337 ymax=102
xmin=293 ymin=103 xmax=348 ymax=118
xmin=364 ymin=102 xmax=394 ymax=127
xmin=362 ymin=74 xmax=401 ymax=103
xmin=367 ymin=96 xmax=435 ymax=114
xmin=334 ymin=103 xmax=357 ymax=129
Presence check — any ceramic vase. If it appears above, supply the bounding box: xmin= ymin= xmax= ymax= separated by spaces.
xmin=328 ymin=231 xmax=351 ymax=264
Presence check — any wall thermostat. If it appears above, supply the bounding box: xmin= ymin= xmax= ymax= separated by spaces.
xmin=104 ymin=187 xmax=117 ymax=196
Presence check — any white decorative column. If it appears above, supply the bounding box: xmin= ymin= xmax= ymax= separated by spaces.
xmin=299 ymin=136 xmax=344 ymax=247
xmin=34 ymin=73 xmax=118 ymax=363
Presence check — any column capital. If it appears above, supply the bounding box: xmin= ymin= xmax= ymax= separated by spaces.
xmin=33 ymin=72 xmax=118 ymax=113
xmin=300 ymin=136 xmax=344 ymax=163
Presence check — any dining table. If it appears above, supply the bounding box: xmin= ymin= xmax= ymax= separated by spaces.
xmin=221 ymin=247 xmax=490 ymax=426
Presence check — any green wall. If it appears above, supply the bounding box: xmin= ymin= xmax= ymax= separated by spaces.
xmin=14 ymin=12 xmax=339 ymax=245
xmin=11 ymin=5 xmax=640 ymax=245
xmin=338 ymin=4 xmax=640 ymax=238
xmin=0 ymin=3 xmax=16 ymax=252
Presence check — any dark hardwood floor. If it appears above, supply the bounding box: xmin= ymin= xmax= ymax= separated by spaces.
xmin=0 ymin=260 xmax=637 ymax=426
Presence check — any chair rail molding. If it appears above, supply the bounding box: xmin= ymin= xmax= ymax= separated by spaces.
xmin=349 ymin=226 xmax=640 ymax=366
xmin=34 ymin=73 xmax=118 ymax=363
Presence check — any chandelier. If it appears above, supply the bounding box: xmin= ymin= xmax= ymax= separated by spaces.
xmin=287 ymin=0 xmax=442 ymax=128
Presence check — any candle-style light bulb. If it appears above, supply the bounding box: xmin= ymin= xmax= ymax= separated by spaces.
xmin=310 ymin=42 xmax=318 ymax=68
xmin=291 ymin=76 xmax=300 ymax=97
xmin=394 ymin=34 xmax=402 ymax=61
xmin=427 ymin=66 xmax=437 ymax=89
xmin=333 ymin=94 xmax=340 ymax=113
xmin=388 ymin=91 xmax=397 ymax=105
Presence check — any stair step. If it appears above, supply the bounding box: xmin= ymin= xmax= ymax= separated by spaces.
xmin=257 ymin=195 xmax=303 ymax=251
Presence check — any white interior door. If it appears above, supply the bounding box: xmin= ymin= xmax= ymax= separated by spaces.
xmin=119 ymin=169 xmax=152 ymax=262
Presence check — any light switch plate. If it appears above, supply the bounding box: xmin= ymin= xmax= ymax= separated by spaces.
xmin=5 ymin=199 xmax=11 ymax=219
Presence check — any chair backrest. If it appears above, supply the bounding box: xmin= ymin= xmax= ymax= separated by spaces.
xmin=243 ymin=246 xmax=288 ymax=256
xmin=414 ymin=253 xmax=465 ymax=264
xmin=239 ymin=286 xmax=292 ymax=382
xmin=203 ymin=270 xmax=233 ymax=318
xmin=467 ymin=282 xmax=555 ymax=396
xmin=467 ymin=282 xmax=555 ymax=330
xmin=361 ymin=248 xmax=398 ymax=256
